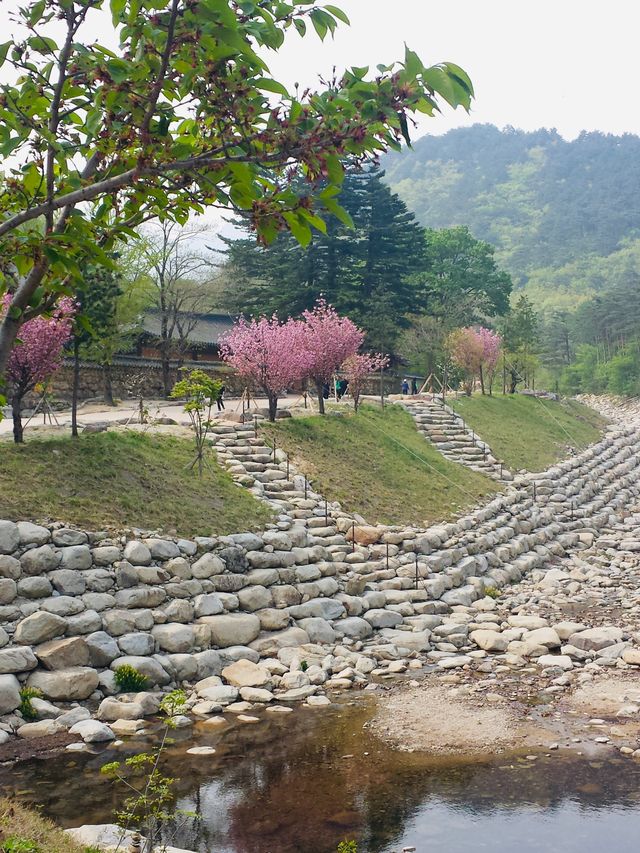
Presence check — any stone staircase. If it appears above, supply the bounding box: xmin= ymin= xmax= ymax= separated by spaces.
xmin=401 ymin=397 xmax=512 ymax=481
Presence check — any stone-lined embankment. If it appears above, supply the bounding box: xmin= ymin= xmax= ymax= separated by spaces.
xmin=0 ymin=399 xmax=639 ymax=751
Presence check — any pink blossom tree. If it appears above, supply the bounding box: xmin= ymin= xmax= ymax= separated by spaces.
xmin=342 ymin=352 xmax=389 ymax=412
xmin=477 ymin=327 xmax=502 ymax=395
xmin=300 ymin=300 xmax=364 ymax=414
xmin=447 ymin=327 xmax=484 ymax=396
xmin=1 ymin=295 xmax=75 ymax=443
xmin=219 ymin=315 xmax=311 ymax=421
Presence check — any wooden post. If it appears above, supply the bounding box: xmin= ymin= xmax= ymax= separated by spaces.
xmin=380 ymin=366 xmax=385 ymax=409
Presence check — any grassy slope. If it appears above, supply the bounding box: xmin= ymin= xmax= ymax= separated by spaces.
xmin=262 ymin=404 xmax=496 ymax=527
xmin=0 ymin=798 xmax=92 ymax=853
xmin=450 ymin=395 xmax=606 ymax=472
xmin=0 ymin=431 xmax=271 ymax=536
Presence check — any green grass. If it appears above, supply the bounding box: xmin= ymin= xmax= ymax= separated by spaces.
xmin=450 ymin=394 xmax=606 ymax=472
xmin=0 ymin=431 xmax=272 ymax=536
xmin=0 ymin=799 xmax=95 ymax=853
xmin=262 ymin=404 xmax=496 ymax=526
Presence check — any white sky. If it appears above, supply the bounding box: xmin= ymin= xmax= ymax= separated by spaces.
xmin=1 ymin=0 xmax=639 ymax=141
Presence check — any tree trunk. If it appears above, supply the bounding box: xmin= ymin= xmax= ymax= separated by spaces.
xmin=12 ymin=391 xmax=24 ymax=444
xmin=160 ymin=305 xmax=171 ymax=398
xmin=509 ymin=368 xmax=518 ymax=394
xmin=479 ymin=365 xmax=485 ymax=395
xmin=267 ymin=392 xmax=278 ymax=422
xmin=316 ymin=381 xmax=325 ymax=415
xmin=71 ymin=337 xmax=80 ymax=438
xmin=103 ymin=364 xmax=115 ymax=407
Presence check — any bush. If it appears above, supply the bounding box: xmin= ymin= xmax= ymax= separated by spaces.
xmin=114 ymin=664 xmax=148 ymax=693
xmin=18 ymin=688 xmax=42 ymax=722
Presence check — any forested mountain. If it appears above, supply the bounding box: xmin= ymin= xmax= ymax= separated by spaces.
xmin=384 ymin=124 xmax=640 ymax=307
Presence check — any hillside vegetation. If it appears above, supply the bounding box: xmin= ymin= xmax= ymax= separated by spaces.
xmin=262 ymin=404 xmax=496 ymax=526
xmin=450 ymin=395 xmax=606 ymax=472
xmin=384 ymin=124 xmax=640 ymax=307
xmin=0 ymin=431 xmax=272 ymax=535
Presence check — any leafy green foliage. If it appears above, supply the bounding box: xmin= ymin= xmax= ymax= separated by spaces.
xmin=221 ymin=167 xmax=426 ymax=354
xmin=1 ymin=838 xmax=40 ymax=853
xmin=337 ymin=841 xmax=357 ymax=853
xmin=385 ymin=124 xmax=640 ymax=294
xmin=0 ymin=0 xmax=473 ymax=379
xmin=18 ymin=687 xmax=42 ymax=722
xmin=170 ymin=369 xmax=222 ymax=475
xmin=101 ymin=691 xmax=191 ymax=849
xmin=113 ymin=664 xmax=149 ymax=693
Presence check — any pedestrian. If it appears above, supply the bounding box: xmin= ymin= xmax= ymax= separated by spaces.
xmin=322 ymin=382 xmax=330 ymax=400
xmin=411 ymin=377 xmax=418 ymax=395
xmin=401 ymin=378 xmax=409 ymax=395
xmin=217 ymin=385 xmax=225 ymax=411
xmin=336 ymin=378 xmax=348 ymax=400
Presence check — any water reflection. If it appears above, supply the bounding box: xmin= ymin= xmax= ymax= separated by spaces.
xmin=2 ymin=701 xmax=640 ymax=852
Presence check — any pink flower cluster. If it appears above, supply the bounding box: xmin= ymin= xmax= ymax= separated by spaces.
xmin=219 ymin=299 xmax=377 ymax=416
xmin=342 ymin=351 xmax=389 ymax=410
xmin=1 ymin=295 xmax=76 ymax=391
xmin=448 ymin=325 xmax=502 ymax=394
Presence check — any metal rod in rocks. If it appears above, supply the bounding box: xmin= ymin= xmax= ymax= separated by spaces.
xmin=286 ymin=453 xmax=290 ymax=481
xmin=325 ymin=498 xmax=328 ymax=525
xmin=533 ymin=481 xmax=537 ymax=501
xmin=386 ymin=542 xmax=390 ymax=571
xmin=351 ymin=521 xmax=356 ymax=552
xmin=415 ymin=553 xmax=419 ymax=589
xmin=254 ymin=416 xmax=258 ymax=439
xmin=304 ymin=477 xmax=308 ymax=500
xmin=272 ymin=438 xmax=277 ymax=462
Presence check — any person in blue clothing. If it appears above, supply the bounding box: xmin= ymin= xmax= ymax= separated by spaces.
xmin=401 ymin=379 xmax=409 ymax=395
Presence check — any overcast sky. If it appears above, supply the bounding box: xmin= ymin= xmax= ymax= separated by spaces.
xmin=2 ymin=0 xmax=638 ymax=141
xmin=266 ymin=0 xmax=640 ymax=141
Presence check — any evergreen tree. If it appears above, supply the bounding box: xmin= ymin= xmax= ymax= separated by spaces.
xmin=220 ymin=167 xmax=425 ymax=354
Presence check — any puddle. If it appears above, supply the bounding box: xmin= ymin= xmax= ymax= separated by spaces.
xmin=2 ymin=700 xmax=640 ymax=852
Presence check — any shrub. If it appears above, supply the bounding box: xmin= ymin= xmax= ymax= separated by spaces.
xmin=484 ymin=586 xmax=500 ymax=599
xmin=337 ymin=842 xmax=357 ymax=853
xmin=18 ymin=688 xmax=42 ymax=722
xmin=1 ymin=838 xmax=40 ymax=853
xmin=300 ymin=660 xmax=309 ymax=672
xmin=113 ymin=664 xmax=149 ymax=693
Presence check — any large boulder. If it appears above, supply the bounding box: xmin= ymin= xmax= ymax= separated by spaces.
xmin=0 ymin=646 xmax=38 ymax=674
xmin=221 ymin=659 xmax=270 ymax=688
xmin=86 ymin=631 xmax=120 ymax=666
xmin=249 ymin=626 xmax=310 ymax=655
xmin=110 ymin=656 xmax=171 ymax=686
xmin=296 ymin=617 xmax=336 ymax=644
xmin=35 ymin=637 xmax=90 ymax=670
xmin=17 ymin=522 xmax=50 ymax=546
xmin=0 ymin=521 xmax=19 ymax=555
xmin=191 ymin=553 xmax=225 ymax=579
xmin=69 ymin=719 xmax=115 ymax=743
xmin=97 ymin=696 xmax=146 ymax=721
xmin=202 ymin=614 xmax=260 ymax=648
xmin=15 ymin=612 xmax=66 ymax=645
xmin=115 ymin=587 xmax=166 ymax=609
xmin=569 ymin=626 xmax=624 ymax=651
xmin=0 ymin=674 xmax=21 ymax=713
xmin=470 ymin=630 xmax=509 ymax=652
xmin=288 ymin=598 xmax=346 ymax=621
xmin=118 ymin=633 xmax=155 ymax=656
xmin=123 ymin=541 xmax=152 ymax=566
xmin=363 ymin=609 xmax=403 ymax=629
xmin=151 ymin=624 xmax=195 ymax=654
xmin=333 ymin=617 xmax=373 ymax=640
xmin=20 ymin=545 xmax=59 ymax=575
xmin=143 ymin=539 xmax=180 ymax=560
xmin=58 ymin=545 xmax=92 ymax=571
xmin=237 ymin=585 xmax=273 ymax=612
xmin=27 ymin=666 xmax=99 ymax=700
xmin=49 ymin=569 xmax=86 ymax=596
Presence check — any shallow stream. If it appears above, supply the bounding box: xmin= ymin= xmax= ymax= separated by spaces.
xmin=3 ymin=701 xmax=640 ymax=852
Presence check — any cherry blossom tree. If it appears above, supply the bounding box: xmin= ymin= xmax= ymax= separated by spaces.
xmin=447 ymin=326 xmax=484 ymax=396
xmin=477 ymin=327 xmax=502 ymax=395
xmin=300 ymin=300 xmax=364 ymax=414
xmin=219 ymin=315 xmax=311 ymax=422
xmin=342 ymin=353 xmax=389 ymax=412
xmin=1 ymin=296 xmax=75 ymax=443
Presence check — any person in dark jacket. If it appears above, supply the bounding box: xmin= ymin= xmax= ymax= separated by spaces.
xmin=411 ymin=377 xmax=418 ymax=395
xmin=336 ymin=378 xmax=349 ymax=399
xmin=217 ymin=385 xmax=226 ymax=411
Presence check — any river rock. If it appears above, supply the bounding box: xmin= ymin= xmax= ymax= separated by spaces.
xmin=622 ymin=648 xmax=640 ymax=666
xmin=58 ymin=545 xmax=92 ymax=571
xmin=0 ymin=555 xmax=21 ymax=580
xmin=97 ymin=696 xmax=146 ymax=721
xmin=239 ymin=686 xmax=274 ymax=703
xmin=143 ymin=539 xmax=180 ymax=560
xmin=86 ymin=632 xmax=120 ymax=666
xmin=203 ymin=613 xmax=261 ymax=648
xmin=197 ymin=684 xmax=239 ymax=705
xmin=363 ymin=609 xmax=403 ymax=629
xmin=123 ymin=541 xmax=152 ymax=566
xmin=15 ymin=611 xmax=66 ymax=645
xmin=52 ymin=529 xmax=87 ymax=547
xmin=288 ymin=598 xmax=346 ymax=620
xmin=333 ymin=617 xmax=373 ymax=640
xmin=18 ymin=719 xmax=65 ymax=738
xmin=0 ymin=521 xmax=19 ymax=555
xmin=0 ymin=646 xmax=38 ymax=673
xmin=118 ymin=633 xmax=155 ymax=656
xmin=49 ymin=569 xmax=86 ymax=596
xmin=69 ymin=719 xmax=115 ymax=743
xmin=27 ymin=666 xmax=99 ymax=700
xmin=222 ymin=659 xmax=270 ymax=688
xmin=151 ymin=624 xmax=196 ymax=654
xmin=470 ymin=630 xmax=509 ymax=652
xmin=20 ymin=545 xmax=59 ymax=575
xmin=249 ymin=627 xmax=310 ymax=655
xmin=569 ymin=627 xmax=624 ymax=651
xmin=0 ymin=674 xmax=21 ymax=713
xmin=524 ymin=627 xmax=561 ymax=649
xmin=237 ymin=585 xmax=273 ymax=612
xmin=194 ymin=594 xmax=224 ymax=617
xmin=35 ymin=637 xmax=90 ymax=670
xmin=17 ymin=522 xmax=50 ymax=546
xmin=191 ymin=553 xmax=225 ymax=579
xmin=538 ymin=654 xmax=574 ymax=670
